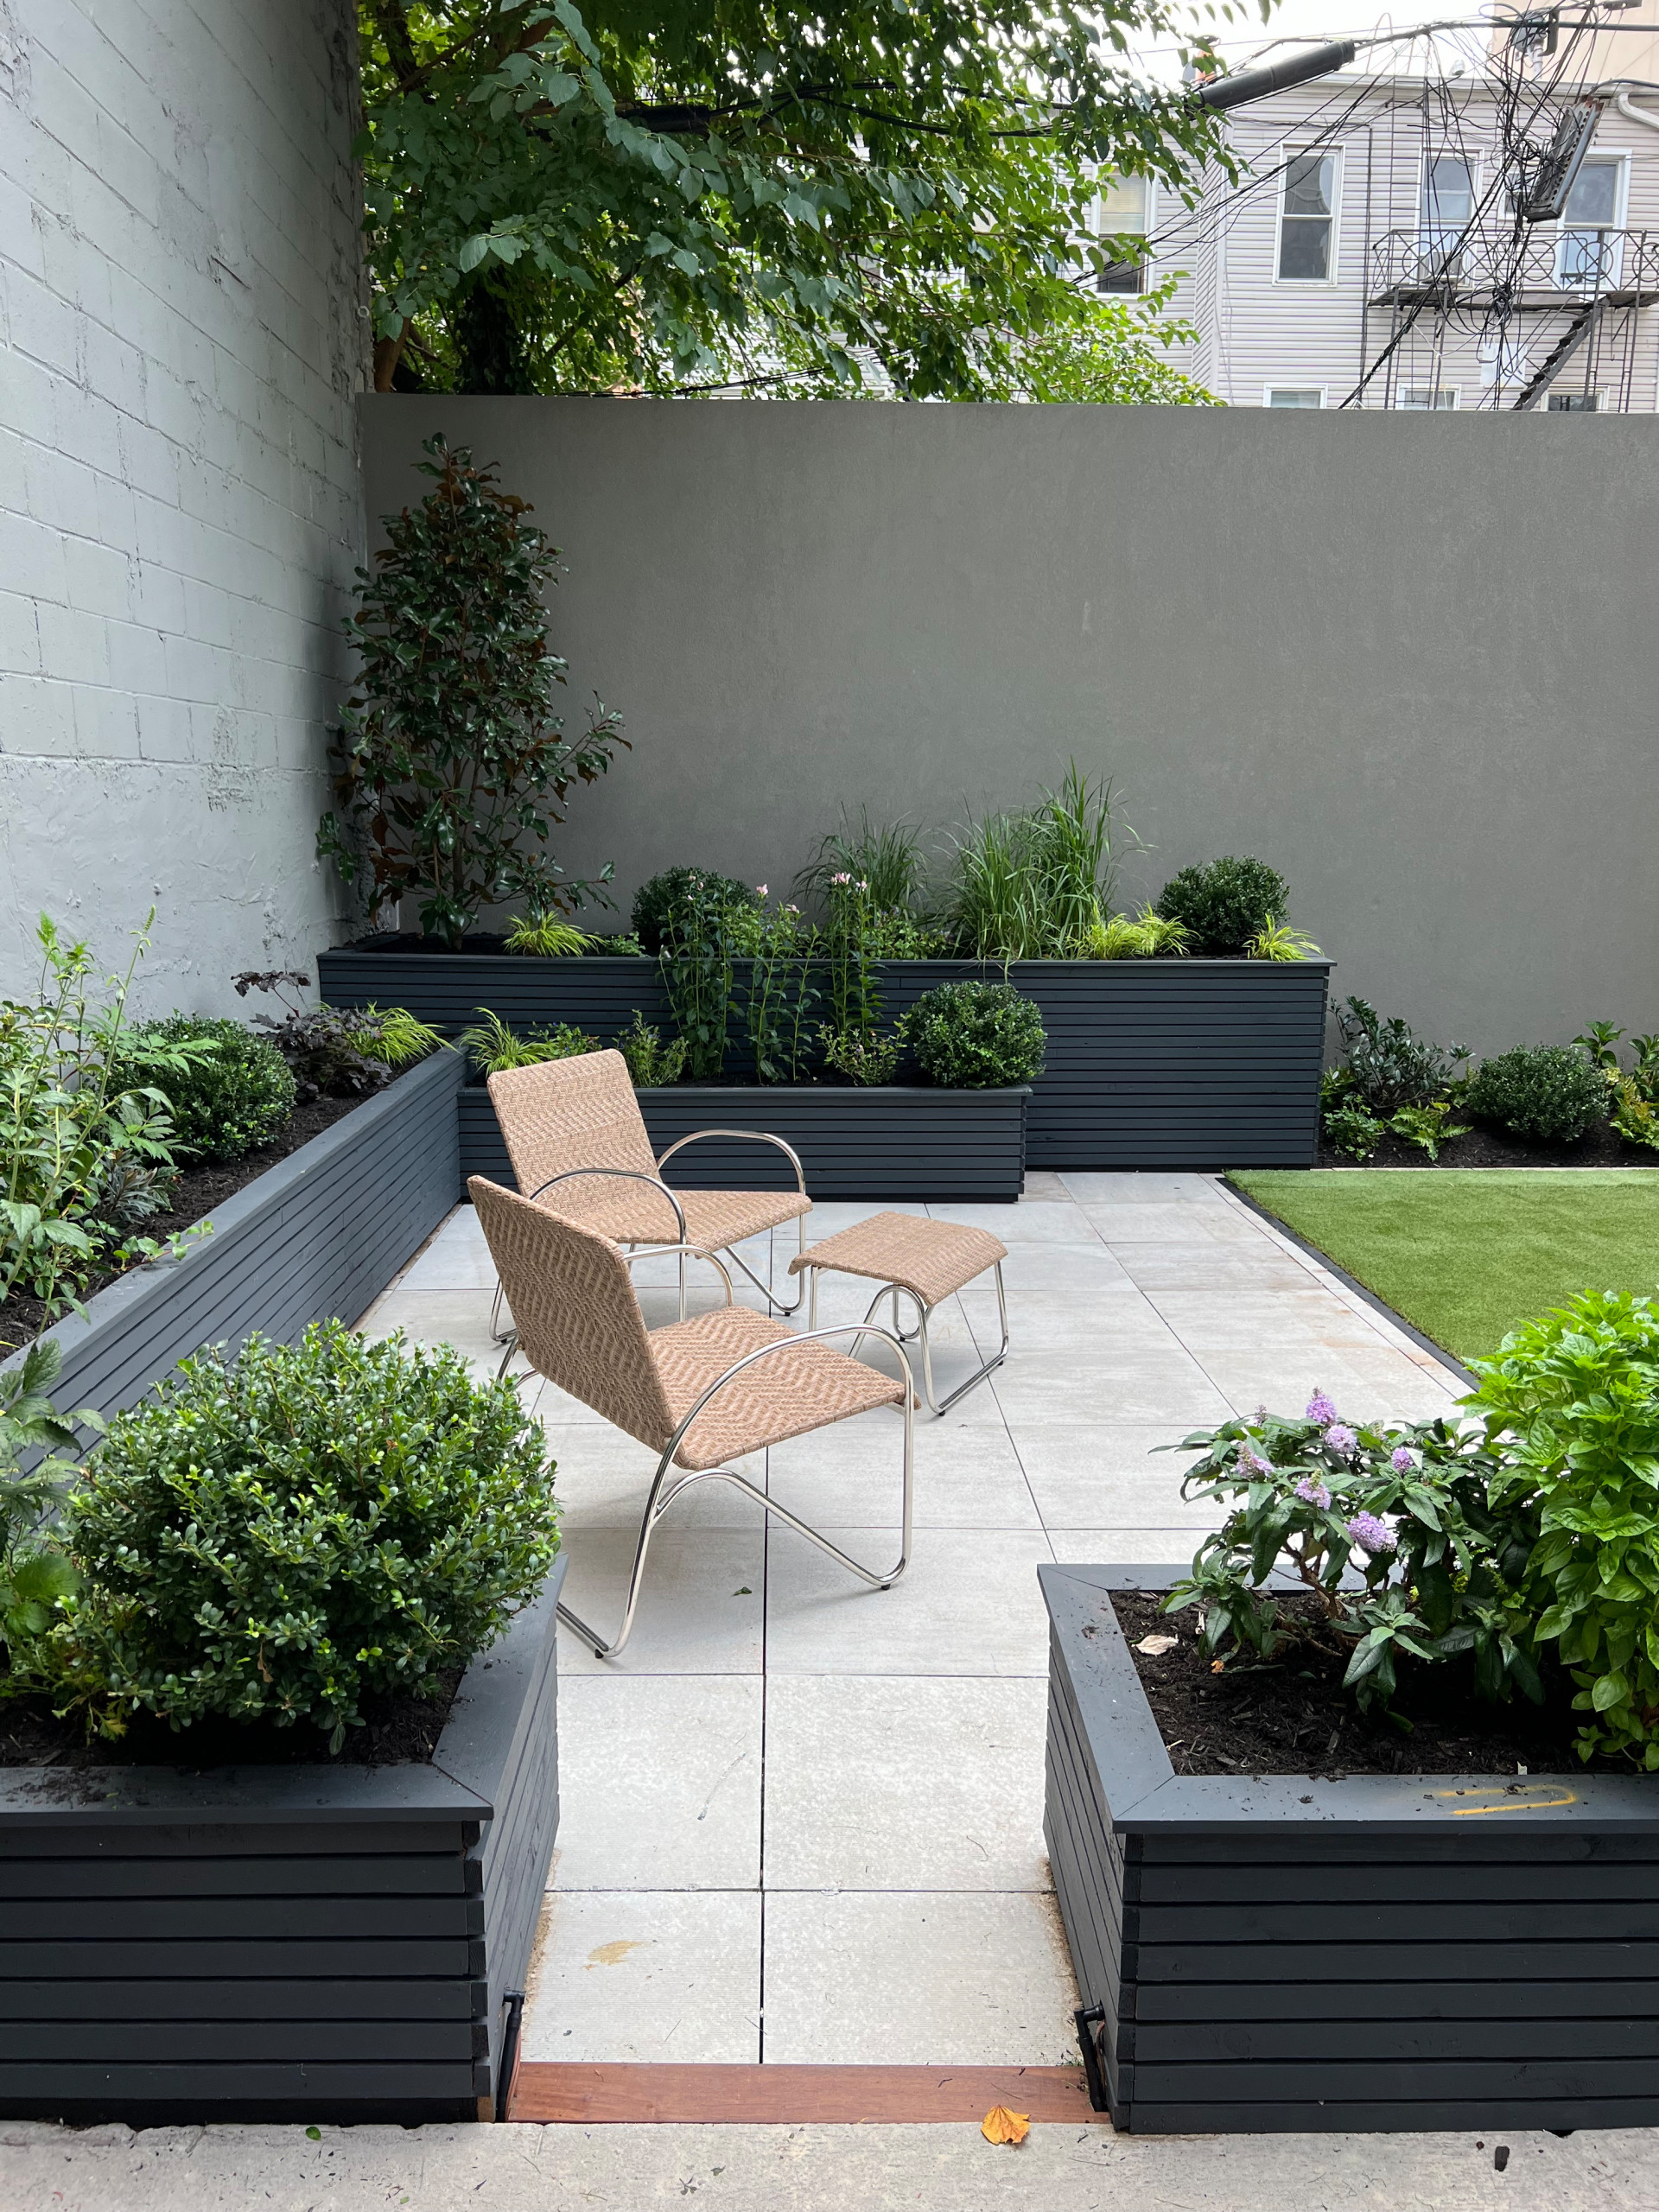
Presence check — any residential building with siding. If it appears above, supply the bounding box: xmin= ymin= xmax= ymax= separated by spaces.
xmin=1102 ymin=55 xmax=1659 ymax=409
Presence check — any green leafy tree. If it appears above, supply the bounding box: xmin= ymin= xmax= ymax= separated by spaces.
xmin=359 ymin=0 xmax=1243 ymax=398
xmin=318 ymin=435 xmax=626 ymax=945
xmin=1004 ymin=283 xmax=1217 ymax=404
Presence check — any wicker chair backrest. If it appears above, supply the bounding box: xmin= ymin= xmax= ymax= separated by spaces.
xmin=468 ymin=1174 xmax=677 ymax=1449
xmin=486 ymin=1050 xmax=657 ymax=1203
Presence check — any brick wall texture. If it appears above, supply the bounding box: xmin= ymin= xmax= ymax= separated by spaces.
xmin=0 ymin=0 xmax=365 ymax=1010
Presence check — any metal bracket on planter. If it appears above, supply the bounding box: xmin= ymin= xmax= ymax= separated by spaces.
xmin=1074 ymin=2004 xmax=1109 ymax=2113
xmin=496 ymin=1990 xmax=526 ymax=2122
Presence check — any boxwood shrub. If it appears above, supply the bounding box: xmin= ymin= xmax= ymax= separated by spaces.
xmin=118 ymin=1014 xmax=296 ymax=1162
xmin=1466 ymin=1044 xmax=1607 ymax=1145
xmin=631 ymin=866 xmax=760 ymax=954
xmin=1154 ymin=855 xmax=1290 ymax=956
xmin=52 ymin=1322 xmax=559 ymax=1750
xmin=909 ymin=980 xmax=1046 ymax=1089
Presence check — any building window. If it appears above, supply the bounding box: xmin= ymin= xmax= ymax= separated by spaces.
xmin=1278 ymin=153 xmax=1338 ymax=282
xmin=1398 ymin=387 xmax=1459 ymax=409
xmin=1420 ymin=155 xmax=1475 ymax=275
xmin=1096 ymin=173 xmax=1149 ymax=294
xmin=1560 ymin=159 xmax=1623 ymax=287
xmin=1266 ymin=387 xmax=1325 ymax=407
xmin=1547 ymin=390 xmax=1601 ymax=410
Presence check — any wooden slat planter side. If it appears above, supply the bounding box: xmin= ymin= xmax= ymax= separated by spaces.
xmin=0 ymin=1560 xmax=563 ymax=2126
xmin=458 ymin=1083 xmax=1030 ymax=1203
xmin=318 ymin=951 xmax=1330 ymax=1169
xmin=0 ymin=1051 xmax=467 ymax=1421
xmin=1041 ymin=1563 xmax=1659 ymax=2136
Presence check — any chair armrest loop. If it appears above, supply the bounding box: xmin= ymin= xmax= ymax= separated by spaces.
xmin=654 ymin=1128 xmax=807 ymax=1196
xmin=524 ymin=1166 xmax=688 ymax=1243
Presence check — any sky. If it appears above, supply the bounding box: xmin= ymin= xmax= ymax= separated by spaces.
xmin=1126 ymin=0 xmax=1502 ymax=85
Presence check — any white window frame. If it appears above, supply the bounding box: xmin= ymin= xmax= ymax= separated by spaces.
xmin=1554 ymin=154 xmax=1629 ymax=289
xmin=1413 ymin=149 xmax=1482 ymax=282
xmin=1262 ymin=385 xmax=1327 ymax=408
xmin=1092 ymin=171 xmax=1154 ymax=296
xmin=1397 ymin=386 xmax=1461 ymax=410
xmin=1274 ymin=146 xmax=1344 ymax=288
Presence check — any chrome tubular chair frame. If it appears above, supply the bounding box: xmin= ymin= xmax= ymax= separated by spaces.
xmin=654 ymin=1128 xmax=810 ymax=1316
xmin=809 ymin=1260 xmax=1009 ymax=1417
xmin=550 ymin=1320 xmax=915 ymax=1662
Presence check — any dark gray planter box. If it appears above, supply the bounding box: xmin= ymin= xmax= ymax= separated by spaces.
xmin=458 ymin=1079 xmax=1030 ymax=1202
xmin=0 ymin=1554 xmax=564 ymax=2126
xmin=317 ymin=949 xmax=1330 ymax=1170
xmin=1 ymin=1049 xmax=466 ymax=1421
xmin=1043 ymin=1563 xmax=1659 ymax=2137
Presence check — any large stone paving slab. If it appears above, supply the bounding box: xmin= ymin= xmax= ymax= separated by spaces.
xmin=364 ymin=1171 xmax=1466 ymax=2075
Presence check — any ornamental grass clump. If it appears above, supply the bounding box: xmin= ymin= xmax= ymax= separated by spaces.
xmin=42 ymin=1323 xmax=559 ymax=1751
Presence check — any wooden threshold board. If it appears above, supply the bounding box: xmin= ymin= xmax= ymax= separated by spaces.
xmin=510 ymin=2063 xmax=1103 ymax=2126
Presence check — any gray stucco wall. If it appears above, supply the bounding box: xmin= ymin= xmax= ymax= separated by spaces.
xmin=365 ymin=398 xmax=1655 ymax=1056
xmin=0 ymin=0 xmax=364 ymax=1014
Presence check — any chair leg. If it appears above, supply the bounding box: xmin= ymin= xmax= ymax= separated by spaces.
xmin=913 ymin=1259 xmax=1008 ymax=1415
xmin=557 ymin=1390 xmax=914 ymax=1661
xmin=723 ymin=1231 xmax=805 ymax=1317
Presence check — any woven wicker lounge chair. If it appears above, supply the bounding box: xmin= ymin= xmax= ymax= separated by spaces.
xmin=486 ymin=1051 xmax=810 ymax=1331
xmin=470 ymin=1174 xmax=914 ymax=1659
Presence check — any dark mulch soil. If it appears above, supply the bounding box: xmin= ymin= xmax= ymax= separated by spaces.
xmin=1109 ymin=1589 xmax=1619 ymax=1777
xmin=0 ymin=1091 xmax=368 ymax=1360
xmin=1314 ymin=1118 xmax=1652 ymax=1172
xmin=0 ymin=1667 xmax=465 ymax=1772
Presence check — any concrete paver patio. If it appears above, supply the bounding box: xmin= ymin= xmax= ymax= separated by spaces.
xmin=359 ymin=1168 xmax=1464 ymax=2075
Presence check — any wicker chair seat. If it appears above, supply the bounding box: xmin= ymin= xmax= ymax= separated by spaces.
xmin=542 ymin=1179 xmax=810 ymax=1251
xmin=652 ymin=1304 xmax=905 ymax=1470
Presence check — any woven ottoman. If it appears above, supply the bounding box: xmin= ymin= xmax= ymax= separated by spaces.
xmin=789 ymin=1211 xmax=1009 ymax=1414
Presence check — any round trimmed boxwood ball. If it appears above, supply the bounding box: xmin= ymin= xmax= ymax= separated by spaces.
xmin=1465 ymin=1045 xmax=1609 ymax=1146
xmin=908 ymin=981 xmax=1046 ymax=1090
xmin=631 ymin=867 xmax=761 ymax=954
xmin=115 ymin=1014 xmax=296 ymax=1162
xmin=1154 ymin=855 xmax=1290 ymax=957
xmin=56 ymin=1321 xmax=561 ymax=1751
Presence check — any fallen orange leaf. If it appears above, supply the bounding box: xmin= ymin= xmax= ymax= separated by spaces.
xmin=981 ymin=2106 xmax=1031 ymax=2146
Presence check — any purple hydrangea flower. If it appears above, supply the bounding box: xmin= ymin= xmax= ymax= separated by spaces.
xmin=1391 ymin=1446 xmax=1417 ymax=1474
xmin=1294 ymin=1477 xmax=1332 ymax=1509
xmin=1324 ymin=1423 xmax=1358 ymax=1454
xmin=1306 ymin=1389 xmax=1338 ymax=1426
xmin=1346 ymin=1511 xmax=1397 ymax=1554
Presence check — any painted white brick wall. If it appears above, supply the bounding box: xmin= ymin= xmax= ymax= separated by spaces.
xmin=0 ymin=0 xmax=365 ymax=1012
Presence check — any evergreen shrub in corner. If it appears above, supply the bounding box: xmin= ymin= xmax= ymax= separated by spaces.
xmin=53 ymin=1322 xmax=559 ymax=1751
xmin=1466 ymin=1045 xmax=1607 ymax=1145
xmin=909 ymin=981 xmax=1046 ymax=1089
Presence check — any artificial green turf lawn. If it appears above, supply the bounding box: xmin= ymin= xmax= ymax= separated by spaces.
xmin=1229 ymin=1169 xmax=1659 ymax=1363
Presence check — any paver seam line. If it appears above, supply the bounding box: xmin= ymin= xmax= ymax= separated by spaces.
xmin=1219 ymin=1180 xmax=1478 ymax=1390
xmin=1029 ymin=1189 xmax=1261 ymax=1435
xmin=952 ymin=1198 xmax=1138 ymax=1560
xmin=923 ymin=1202 xmax=1054 ymax=1552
